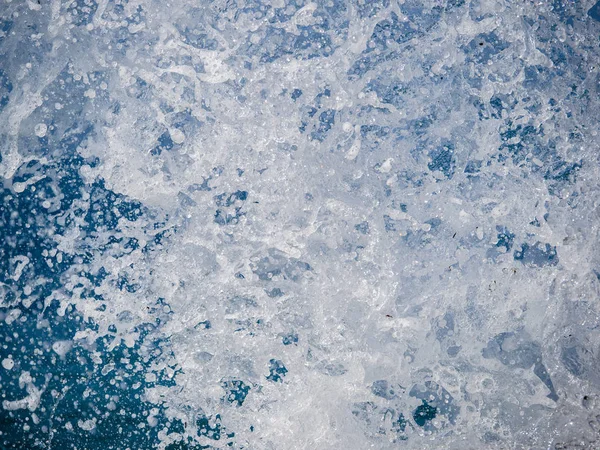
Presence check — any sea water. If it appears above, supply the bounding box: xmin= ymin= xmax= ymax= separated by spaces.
xmin=1 ymin=1 xmax=600 ymax=449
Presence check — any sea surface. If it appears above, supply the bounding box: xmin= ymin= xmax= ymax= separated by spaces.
xmin=1 ymin=1 xmax=600 ymax=449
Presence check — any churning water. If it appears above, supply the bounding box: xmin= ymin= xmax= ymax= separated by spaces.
xmin=1 ymin=1 xmax=600 ymax=449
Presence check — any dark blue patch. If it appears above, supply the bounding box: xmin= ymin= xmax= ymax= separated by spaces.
xmin=310 ymin=109 xmax=335 ymax=142
xmin=514 ymin=242 xmax=558 ymax=267
xmin=214 ymin=190 xmax=248 ymax=225
xmin=282 ymin=333 xmax=298 ymax=346
xmin=544 ymin=160 xmax=581 ymax=183
xmin=221 ymin=380 xmax=250 ymax=406
xmin=464 ymin=160 xmax=482 ymax=174
xmin=495 ymin=226 xmax=515 ymax=252
xmin=0 ymin=301 xmax=173 ymax=450
xmin=428 ymin=144 xmax=455 ymax=179
xmin=266 ymin=359 xmax=288 ymax=382
xmin=355 ymin=221 xmax=370 ymax=234
xmin=413 ymin=401 xmax=437 ymax=427
xmin=393 ymin=412 xmax=408 ymax=436
xmin=196 ymin=414 xmax=223 ymax=441
xmin=589 ymin=1 xmax=600 ymax=21
xmin=0 ymin=69 xmax=12 ymax=111
xmin=0 ymin=19 xmax=13 ymax=46
xmin=383 ymin=215 xmax=398 ymax=232
xmin=82 ymin=179 xmax=144 ymax=232
xmin=266 ymin=287 xmax=284 ymax=298
xmin=409 ymin=381 xmax=459 ymax=427
xmin=0 ymin=112 xmax=179 ymax=449
xmin=151 ymin=131 xmax=174 ymax=155
xmin=489 ymin=95 xmax=504 ymax=118
xmin=195 ymin=320 xmax=211 ymax=330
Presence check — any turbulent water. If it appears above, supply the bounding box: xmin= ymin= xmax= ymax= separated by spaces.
xmin=1 ymin=0 xmax=600 ymax=449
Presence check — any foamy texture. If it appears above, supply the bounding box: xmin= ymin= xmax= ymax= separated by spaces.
xmin=1 ymin=0 xmax=600 ymax=448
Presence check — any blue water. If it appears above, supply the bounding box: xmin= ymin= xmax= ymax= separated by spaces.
xmin=2 ymin=1 xmax=600 ymax=449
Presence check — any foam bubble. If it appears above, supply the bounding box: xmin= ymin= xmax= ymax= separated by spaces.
xmin=34 ymin=123 xmax=47 ymax=137
xmin=2 ymin=358 xmax=14 ymax=370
